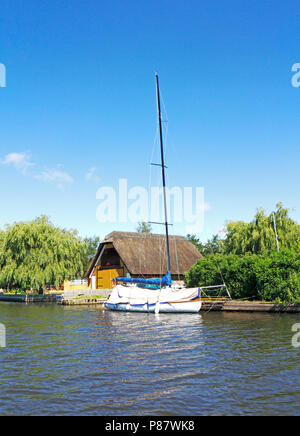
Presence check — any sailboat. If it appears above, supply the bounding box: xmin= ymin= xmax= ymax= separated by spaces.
xmin=104 ymin=74 xmax=202 ymax=313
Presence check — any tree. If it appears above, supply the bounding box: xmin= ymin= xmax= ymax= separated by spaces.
xmin=188 ymin=203 xmax=300 ymax=257
xmin=136 ymin=221 xmax=152 ymax=233
xmin=82 ymin=235 xmax=101 ymax=272
xmin=186 ymin=233 xmax=223 ymax=256
xmin=0 ymin=216 xmax=87 ymax=293
xmin=223 ymin=203 xmax=300 ymax=255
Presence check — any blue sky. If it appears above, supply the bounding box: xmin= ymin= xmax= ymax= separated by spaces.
xmin=0 ymin=0 xmax=299 ymax=242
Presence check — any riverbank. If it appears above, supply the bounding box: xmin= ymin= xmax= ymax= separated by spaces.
xmin=0 ymin=288 xmax=110 ymax=305
xmin=58 ymin=295 xmax=107 ymax=305
xmin=1 ymin=292 xmax=300 ymax=313
xmin=54 ymin=297 xmax=300 ymax=313
xmin=0 ymin=294 xmax=60 ymax=303
xmin=57 ymin=288 xmax=110 ymax=305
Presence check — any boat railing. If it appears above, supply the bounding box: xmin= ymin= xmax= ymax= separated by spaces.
xmin=198 ymin=284 xmax=232 ymax=300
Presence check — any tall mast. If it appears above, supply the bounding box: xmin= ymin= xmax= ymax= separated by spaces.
xmin=272 ymin=212 xmax=279 ymax=252
xmin=155 ymin=73 xmax=171 ymax=272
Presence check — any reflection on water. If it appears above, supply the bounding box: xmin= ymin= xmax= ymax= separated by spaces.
xmin=0 ymin=302 xmax=300 ymax=415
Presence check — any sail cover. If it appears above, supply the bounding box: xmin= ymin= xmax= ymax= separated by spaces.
xmin=116 ymin=271 xmax=172 ymax=287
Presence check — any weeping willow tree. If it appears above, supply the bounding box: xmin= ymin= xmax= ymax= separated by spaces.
xmin=0 ymin=216 xmax=87 ymax=292
xmin=82 ymin=235 xmax=101 ymax=272
xmin=223 ymin=203 xmax=300 ymax=255
xmin=187 ymin=203 xmax=300 ymax=256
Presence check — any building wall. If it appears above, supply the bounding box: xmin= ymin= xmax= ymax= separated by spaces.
xmin=89 ymin=244 xmax=128 ymax=289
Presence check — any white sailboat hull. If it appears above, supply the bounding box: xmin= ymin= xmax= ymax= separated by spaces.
xmin=104 ymin=285 xmax=202 ymax=313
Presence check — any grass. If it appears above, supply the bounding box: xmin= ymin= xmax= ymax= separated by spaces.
xmin=74 ymin=295 xmax=107 ymax=300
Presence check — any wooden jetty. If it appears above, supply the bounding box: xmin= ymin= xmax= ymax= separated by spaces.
xmin=200 ymin=299 xmax=300 ymax=313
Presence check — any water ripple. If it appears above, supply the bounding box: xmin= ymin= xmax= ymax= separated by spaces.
xmin=0 ymin=303 xmax=300 ymax=415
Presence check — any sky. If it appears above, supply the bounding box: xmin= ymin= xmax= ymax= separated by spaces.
xmin=0 ymin=0 xmax=299 ymax=242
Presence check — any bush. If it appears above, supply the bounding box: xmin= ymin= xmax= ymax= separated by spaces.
xmin=254 ymin=250 xmax=300 ymax=303
xmin=185 ymin=249 xmax=300 ymax=303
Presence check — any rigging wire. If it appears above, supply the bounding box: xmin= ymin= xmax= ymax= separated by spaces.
xmin=200 ymin=235 xmax=232 ymax=306
xmin=171 ymin=226 xmax=181 ymax=281
xmin=148 ymin=124 xmax=159 ymax=195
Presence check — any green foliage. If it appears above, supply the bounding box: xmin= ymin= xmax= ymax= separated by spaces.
xmin=187 ymin=233 xmax=223 ymax=256
xmin=0 ymin=216 xmax=87 ymax=292
xmin=188 ymin=203 xmax=300 ymax=257
xmin=3 ymin=289 xmax=26 ymax=295
xmin=136 ymin=221 xmax=152 ymax=233
xmin=82 ymin=235 xmax=101 ymax=272
xmin=185 ymin=249 xmax=300 ymax=303
xmin=223 ymin=203 xmax=300 ymax=255
xmin=186 ymin=203 xmax=300 ymax=303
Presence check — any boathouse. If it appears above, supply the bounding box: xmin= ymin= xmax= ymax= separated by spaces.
xmin=86 ymin=231 xmax=202 ymax=289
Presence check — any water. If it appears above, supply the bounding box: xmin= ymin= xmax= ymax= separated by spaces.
xmin=0 ymin=302 xmax=300 ymax=416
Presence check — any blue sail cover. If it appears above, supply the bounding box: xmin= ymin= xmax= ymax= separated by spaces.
xmin=116 ymin=271 xmax=172 ymax=287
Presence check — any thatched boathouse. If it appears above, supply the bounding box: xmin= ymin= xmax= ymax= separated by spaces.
xmin=86 ymin=231 xmax=202 ymax=289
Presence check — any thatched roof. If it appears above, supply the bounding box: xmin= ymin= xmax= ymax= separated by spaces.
xmin=86 ymin=231 xmax=202 ymax=277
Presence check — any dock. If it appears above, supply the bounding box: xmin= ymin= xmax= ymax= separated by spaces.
xmin=200 ymin=299 xmax=300 ymax=313
xmin=58 ymin=296 xmax=107 ymax=305
xmin=0 ymin=294 xmax=60 ymax=303
xmin=57 ymin=289 xmax=110 ymax=305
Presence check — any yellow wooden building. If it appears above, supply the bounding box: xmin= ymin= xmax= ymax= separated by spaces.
xmin=86 ymin=231 xmax=202 ymax=290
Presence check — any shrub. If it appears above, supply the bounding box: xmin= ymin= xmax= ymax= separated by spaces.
xmin=185 ymin=249 xmax=300 ymax=303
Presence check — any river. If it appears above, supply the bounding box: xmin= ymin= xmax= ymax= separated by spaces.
xmin=0 ymin=302 xmax=299 ymax=416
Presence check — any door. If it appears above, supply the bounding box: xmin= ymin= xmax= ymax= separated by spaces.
xmin=97 ymin=268 xmax=124 ymax=289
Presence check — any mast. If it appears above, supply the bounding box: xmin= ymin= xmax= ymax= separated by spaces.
xmin=272 ymin=212 xmax=279 ymax=252
xmin=155 ymin=73 xmax=171 ymax=272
